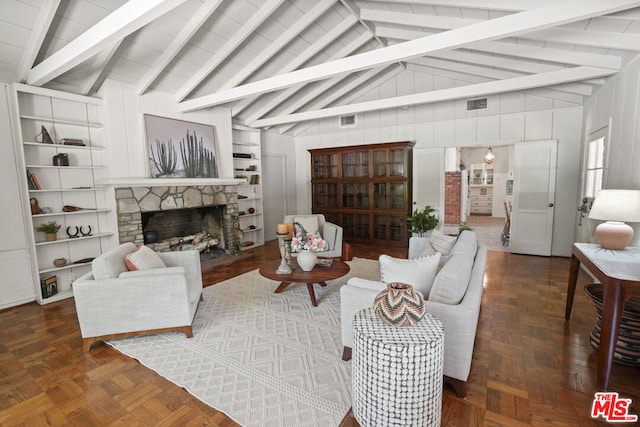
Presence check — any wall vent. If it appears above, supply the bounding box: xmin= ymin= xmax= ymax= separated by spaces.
xmin=467 ymin=98 xmax=487 ymax=111
xmin=338 ymin=114 xmax=357 ymax=128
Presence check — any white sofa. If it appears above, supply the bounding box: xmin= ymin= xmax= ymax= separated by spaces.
xmin=73 ymin=243 xmax=203 ymax=351
xmin=340 ymin=230 xmax=487 ymax=398
xmin=284 ymin=214 xmax=343 ymax=258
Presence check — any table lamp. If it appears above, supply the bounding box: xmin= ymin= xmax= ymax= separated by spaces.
xmin=588 ymin=189 xmax=640 ymax=250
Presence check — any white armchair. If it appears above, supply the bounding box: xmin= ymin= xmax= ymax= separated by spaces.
xmin=284 ymin=214 xmax=343 ymax=259
xmin=73 ymin=243 xmax=203 ymax=351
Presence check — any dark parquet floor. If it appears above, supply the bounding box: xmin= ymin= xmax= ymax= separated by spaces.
xmin=0 ymin=240 xmax=638 ymax=426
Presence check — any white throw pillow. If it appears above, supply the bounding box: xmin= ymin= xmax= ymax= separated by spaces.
xmin=379 ymin=253 xmax=441 ymax=297
xmin=293 ymin=215 xmax=320 ymax=235
xmin=124 ymin=245 xmax=167 ymax=271
xmin=418 ymin=242 xmax=436 ymax=258
xmin=429 ymin=254 xmax=473 ymax=305
xmin=430 ymin=229 xmax=457 ymax=255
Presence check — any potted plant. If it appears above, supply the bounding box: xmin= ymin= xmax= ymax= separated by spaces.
xmin=407 ymin=205 xmax=438 ymax=237
xmin=37 ymin=220 xmax=61 ymax=241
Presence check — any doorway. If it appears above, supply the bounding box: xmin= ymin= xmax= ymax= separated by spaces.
xmin=458 ymin=145 xmax=513 ymax=252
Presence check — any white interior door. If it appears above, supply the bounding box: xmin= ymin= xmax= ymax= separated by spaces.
xmin=412 ymin=148 xmax=444 ymax=226
xmin=262 ymin=154 xmax=287 ymax=242
xmin=510 ymin=140 xmax=557 ymax=256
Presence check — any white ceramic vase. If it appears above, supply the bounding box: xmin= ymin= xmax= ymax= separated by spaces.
xmin=297 ymin=249 xmax=317 ymax=271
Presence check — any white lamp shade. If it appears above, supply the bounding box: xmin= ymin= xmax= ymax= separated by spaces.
xmin=588 ymin=190 xmax=640 ymax=222
xmin=589 ymin=189 xmax=640 ymax=250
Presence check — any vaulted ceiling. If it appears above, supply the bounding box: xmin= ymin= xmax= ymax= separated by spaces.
xmin=2 ymin=0 xmax=640 ymax=135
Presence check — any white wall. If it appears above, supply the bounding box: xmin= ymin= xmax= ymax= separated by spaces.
xmin=99 ymin=80 xmax=234 ymax=180
xmin=295 ymin=69 xmax=584 ymax=256
xmin=582 ymin=52 xmax=640 ymax=245
xmin=583 ymin=54 xmax=640 ymax=190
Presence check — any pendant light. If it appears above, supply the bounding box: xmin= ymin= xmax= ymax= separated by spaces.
xmin=484 ymin=147 xmax=495 ymax=164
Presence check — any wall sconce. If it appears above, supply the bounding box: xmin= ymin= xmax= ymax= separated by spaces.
xmin=484 ymin=147 xmax=495 ymax=164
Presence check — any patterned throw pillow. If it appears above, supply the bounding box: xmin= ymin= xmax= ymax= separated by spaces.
xmin=293 ymin=215 xmax=320 ymax=235
xmin=379 ymin=253 xmax=441 ymax=297
xmin=429 ymin=229 xmax=457 ymax=255
xmin=124 ymin=245 xmax=167 ymax=271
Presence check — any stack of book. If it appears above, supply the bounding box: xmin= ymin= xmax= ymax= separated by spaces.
xmin=26 ymin=168 xmax=41 ymax=190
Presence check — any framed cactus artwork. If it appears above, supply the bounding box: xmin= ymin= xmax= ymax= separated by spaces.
xmin=144 ymin=114 xmax=219 ymax=178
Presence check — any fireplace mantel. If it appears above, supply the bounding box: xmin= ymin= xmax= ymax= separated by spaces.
xmin=99 ymin=177 xmax=246 ymax=187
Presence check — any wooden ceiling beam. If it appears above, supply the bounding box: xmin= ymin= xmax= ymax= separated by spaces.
xmin=406 ymin=62 xmax=585 ymax=104
xmin=361 ymin=0 xmax=555 ymax=11
xmin=80 ymin=40 xmax=122 ymax=95
xmin=409 ymin=56 xmax=592 ymax=96
xmin=252 ymin=66 xmax=613 ymax=127
xmin=241 ymin=32 xmax=372 ymax=124
xmin=363 ymin=8 xmax=640 ymax=51
xmin=220 ymin=0 xmax=335 ymax=91
xmin=376 ymin=26 xmax=622 ymax=69
xmin=231 ymin=15 xmax=358 ymax=116
xmin=339 ymin=0 xmax=387 ymax=46
xmin=16 ymin=0 xmax=61 ymax=82
xmin=26 ymin=0 xmax=188 ymax=86
xmin=175 ymin=0 xmax=286 ymax=102
xmin=289 ymin=64 xmax=406 ymax=136
xmin=136 ymin=0 xmax=224 ymax=95
xmin=278 ymin=65 xmax=395 ymax=133
xmin=178 ymin=0 xmax=637 ymax=112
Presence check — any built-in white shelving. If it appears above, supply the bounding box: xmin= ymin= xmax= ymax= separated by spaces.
xmin=11 ymin=83 xmax=117 ymax=304
xmin=233 ymin=124 xmax=264 ymax=250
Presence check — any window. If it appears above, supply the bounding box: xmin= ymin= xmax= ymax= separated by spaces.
xmin=585 ymin=137 xmax=605 ymax=198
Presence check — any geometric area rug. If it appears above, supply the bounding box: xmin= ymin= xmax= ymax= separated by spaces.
xmin=107 ymin=257 xmax=380 ymax=427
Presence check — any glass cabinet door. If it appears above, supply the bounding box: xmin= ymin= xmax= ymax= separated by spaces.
xmin=373 ymin=215 xmax=404 ymax=242
xmin=389 ymin=149 xmax=405 ymax=176
xmin=373 ymin=149 xmax=405 ymax=177
xmin=313 ymin=183 xmax=338 ymax=208
xmin=343 ymin=183 xmax=370 ymax=209
xmin=355 ymin=214 xmax=370 ymax=239
xmin=342 ymin=151 xmax=369 ymax=177
xmin=389 ymin=183 xmax=405 ymax=209
xmin=312 ymin=153 xmax=338 ymax=178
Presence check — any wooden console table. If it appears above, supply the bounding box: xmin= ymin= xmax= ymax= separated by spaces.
xmin=565 ymin=243 xmax=640 ymax=390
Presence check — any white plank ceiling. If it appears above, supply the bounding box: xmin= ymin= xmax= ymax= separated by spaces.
xmin=1 ymin=0 xmax=640 ymax=134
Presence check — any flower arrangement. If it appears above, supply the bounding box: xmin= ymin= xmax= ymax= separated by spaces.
xmin=291 ymin=222 xmax=327 ymax=252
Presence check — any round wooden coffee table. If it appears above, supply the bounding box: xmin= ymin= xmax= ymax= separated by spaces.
xmin=259 ymin=258 xmax=350 ymax=306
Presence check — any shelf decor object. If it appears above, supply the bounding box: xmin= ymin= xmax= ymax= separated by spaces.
xmin=588 ymin=189 xmax=640 ymax=250
xmin=373 ymin=282 xmax=426 ymax=327
xmin=144 ymin=114 xmax=218 ymax=179
xmin=276 ymin=231 xmax=292 ymax=275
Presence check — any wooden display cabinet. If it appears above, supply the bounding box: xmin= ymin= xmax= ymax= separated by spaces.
xmin=309 ymin=142 xmax=413 ymax=246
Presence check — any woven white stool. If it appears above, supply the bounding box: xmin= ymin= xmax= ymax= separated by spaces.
xmin=352 ymin=307 xmax=444 ymax=427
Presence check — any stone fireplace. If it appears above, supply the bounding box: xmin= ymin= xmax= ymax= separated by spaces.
xmin=114 ymin=184 xmax=241 ymax=254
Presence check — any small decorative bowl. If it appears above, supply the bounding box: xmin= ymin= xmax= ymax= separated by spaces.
xmin=53 ymin=257 xmax=67 ymax=267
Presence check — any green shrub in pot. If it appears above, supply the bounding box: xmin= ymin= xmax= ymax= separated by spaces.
xmin=407 ymin=205 xmax=438 ymax=237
